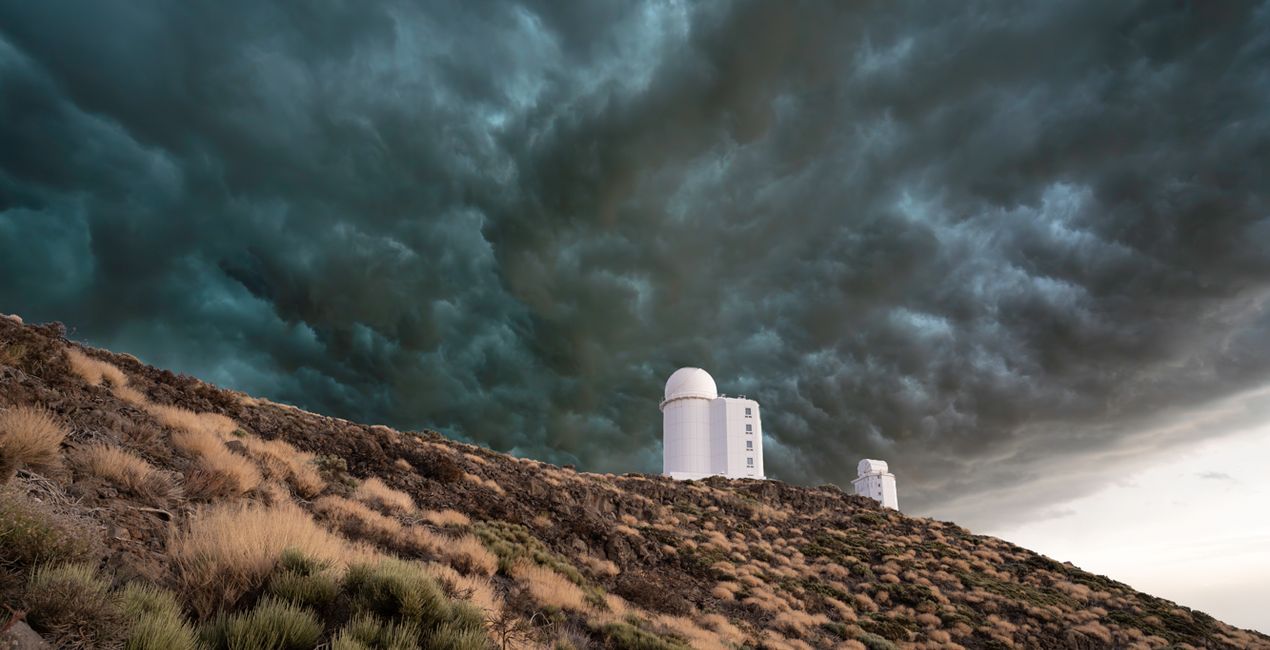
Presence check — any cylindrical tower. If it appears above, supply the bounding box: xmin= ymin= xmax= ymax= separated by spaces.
xmin=661 ymin=367 xmax=718 ymax=479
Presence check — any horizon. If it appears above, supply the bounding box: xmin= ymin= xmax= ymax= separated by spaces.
xmin=2 ymin=0 xmax=1268 ymax=635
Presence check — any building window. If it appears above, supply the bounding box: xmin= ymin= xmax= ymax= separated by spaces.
xmin=745 ymin=424 xmax=753 ymax=433
xmin=746 ymin=440 xmax=753 ymax=450
xmin=746 ymin=457 xmax=754 ymax=467
xmin=745 ymin=407 xmax=752 ymax=416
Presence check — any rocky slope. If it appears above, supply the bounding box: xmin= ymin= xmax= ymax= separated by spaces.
xmin=0 ymin=314 xmax=1265 ymax=649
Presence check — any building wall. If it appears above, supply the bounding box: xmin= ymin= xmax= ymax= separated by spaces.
xmin=664 ymin=395 xmax=764 ymax=480
xmin=852 ymin=472 xmax=899 ymax=510
xmin=662 ymin=396 xmax=713 ymax=478
xmin=719 ymin=397 xmax=762 ymax=478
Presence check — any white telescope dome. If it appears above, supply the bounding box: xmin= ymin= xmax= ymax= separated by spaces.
xmin=663 ymin=367 xmax=718 ymax=404
xmin=858 ymin=459 xmax=889 ymax=476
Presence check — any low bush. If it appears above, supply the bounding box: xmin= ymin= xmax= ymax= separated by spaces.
xmin=600 ymin=620 xmax=692 ymax=650
xmin=0 ymin=405 xmax=66 ymax=479
xmin=856 ymin=631 xmax=898 ymax=650
xmin=0 ymin=485 xmax=101 ymax=573
xmin=24 ymin=562 xmax=124 ymax=648
xmin=331 ymin=613 xmax=421 ymax=650
xmin=472 ymin=521 xmax=584 ymax=584
xmin=341 ymin=558 xmax=489 ymax=648
xmin=199 ymin=596 xmax=323 ymax=650
xmin=266 ymin=548 xmax=340 ymax=611
xmin=169 ymin=502 xmax=360 ymax=617
xmin=119 ymin=582 xmax=200 ymax=650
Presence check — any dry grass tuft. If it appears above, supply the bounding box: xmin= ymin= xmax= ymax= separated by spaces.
xmin=314 ymin=495 xmax=404 ymax=543
xmin=353 ymin=477 xmax=416 ymax=515
xmin=443 ymin=534 xmax=499 ymax=576
xmin=463 ymin=472 xmax=505 ymax=495
xmin=0 ymin=405 xmax=67 ymax=478
xmin=172 ymin=428 xmax=261 ymax=496
xmin=421 ymin=509 xmax=470 ymax=528
xmin=238 ymin=436 xmax=325 ymax=498
xmin=169 ymin=501 xmax=367 ymax=617
xmin=65 ymin=348 xmax=127 ymax=388
xmin=581 ymin=555 xmax=620 ymax=578
xmin=510 ymin=561 xmax=587 ymax=611
xmin=148 ymin=403 xmax=238 ymax=438
xmin=73 ymin=444 xmax=177 ymax=502
xmin=112 ymin=384 xmax=149 ymax=406
xmin=425 ymin=561 xmax=504 ymax=623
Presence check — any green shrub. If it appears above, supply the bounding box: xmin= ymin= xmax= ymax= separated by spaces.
xmin=855 ymin=632 xmax=898 ymax=650
xmin=0 ymin=486 xmax=101 ymax=573
xmin=343 ymin=560 xmax=452 ymax=628
xmin=332 ymin=613 xmax=421 ymax=650
xmin=341 ymin=559 xmax=489 ymax=649
xmin=599 ymin=621 xmax=691 ymax=650
xmin=428 ymin=620 xmax=489 ymax=650
xmin=120 ymin=582 xmax=199 ymax=650
xmin=24 ymin=562 xmax=124 ymax=648
xmin=472 ymin=521 xmax=584 ymax=584
xmin=267 ymin=548 xmax=339 ymax=610
xmin=200 ymin=596 xmax=323 ymax=650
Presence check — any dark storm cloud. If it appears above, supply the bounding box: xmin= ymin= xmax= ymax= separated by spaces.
xmin=2 ymin=1 xmax=1269 ymax=525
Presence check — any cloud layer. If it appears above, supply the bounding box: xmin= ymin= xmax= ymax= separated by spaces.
xmin=2 ymin=1 xmax=1269 ymax=522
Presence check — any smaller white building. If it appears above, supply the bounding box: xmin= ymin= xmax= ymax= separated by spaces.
xmin=852 ymin=459 xmax=898 ymax=510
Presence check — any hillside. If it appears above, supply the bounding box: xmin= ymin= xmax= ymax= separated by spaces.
xmin=0 ymin=314 xmax=1265 ymax=650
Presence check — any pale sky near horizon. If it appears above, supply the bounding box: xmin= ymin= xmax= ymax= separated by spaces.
xmin=985 ymin=407 xmax=1270 ymax=634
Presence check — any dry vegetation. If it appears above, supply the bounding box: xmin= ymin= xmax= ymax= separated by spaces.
xmin=0 ymin=316 xmax=1265 ymax=649
xmin=0 ymin=405 xmax=66 ymax=478
xmin=168 ymin=501 xmax=365 ymax=616
xmin=353 ymin=476 xmax=416 ymax=515
xmin=73 ymin=444 xmax=177 ymax=503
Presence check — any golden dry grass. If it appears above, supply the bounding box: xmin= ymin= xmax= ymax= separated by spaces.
xmin=442 ymin=533 xmax=498 ymax=576
xmin=352 ymin=477 xmax=415 ymax=515
xmin=171 ymin=428 xmax=261 ymax=495
xmin=463 ymin=472 xmax=505 ymax=494
xmin=74 ymin=444 xmax=177 ymax=502
xmin=421 ymin=509 xmax=470 ymax=528
xmin=146 ymin=403 xmax=238 ymax=438
xmin=581 ymin=555 xmax=620 ymax=578
xmin=424 ymin=562 xmax=503 ymax=626
xmin=509 ymin=561 xmax=587 ymax=611
xmin=238 ymin=436 xmax=325 ymax=498
xmin=65 ymin=348 xmax=127 ymax=387
xmin=0 ymin=405 xmax=66 ymax=476
xmin=111 ymin=384 xmax=149 ymax=406
xmin=169 ymin=501 xmax=371 ymax=617
xmin=313 ymin=495 xmax=404 ymax=543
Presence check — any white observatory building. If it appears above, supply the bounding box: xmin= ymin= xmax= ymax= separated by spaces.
xmin=853 ymin=459 xmax=899 ymax=510
xmin=661 ymin=367 xmax=764 ymax=480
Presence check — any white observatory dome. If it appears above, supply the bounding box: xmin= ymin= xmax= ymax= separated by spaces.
xmin=663 ymin=367 xmax=718 ymax=404
xmin=858 ymin=459 xmax=889 ymax=476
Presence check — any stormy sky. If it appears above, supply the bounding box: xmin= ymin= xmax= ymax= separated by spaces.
xmin=2 ymin=0 xmax=1270 ymax=547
